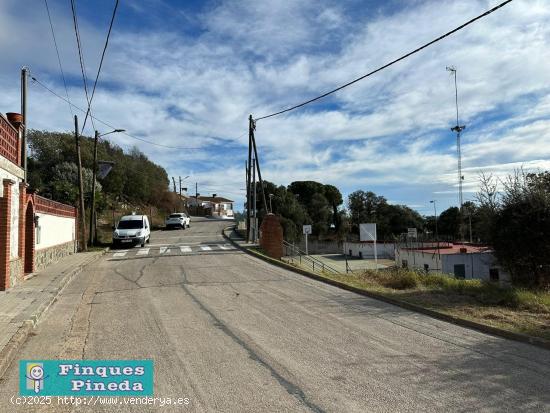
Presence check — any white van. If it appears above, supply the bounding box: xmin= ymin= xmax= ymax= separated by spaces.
xmin=112 ymin=214 xmax=150 ymax=248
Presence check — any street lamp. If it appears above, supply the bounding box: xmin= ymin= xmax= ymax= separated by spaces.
xmin=90 ymin=129 xmax=125 ymax=246
xmin=269 ymin=193 xmax=274 ymax=213
xmin=430 ymin=200 xmax=440 ymax=256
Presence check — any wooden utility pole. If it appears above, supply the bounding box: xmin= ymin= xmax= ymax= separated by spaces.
xmin=246 ymin=115 xmax=253 ymax=242
xmin=74 ymin=115 xmax=87 ymax=251
xmin=252 ymin=157 xmax=257 ymax=242
xmin=251 ymin=126 xmax=268 ymax=218
xmin=195 ymin=182 xmax=199 ymax=216
xmin=179 ymin=176 xmax=182 ymax=211
xmin=89 ymin=130 xmax=99 ymax=246
xmin=172 ymin=177 xmax=177 ymax=193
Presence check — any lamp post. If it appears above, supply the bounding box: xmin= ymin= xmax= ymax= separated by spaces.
xmin=269 ymin=193 xmax=274 ymax=213
xmin=90 ymin=128 xmax=125 ymax=246
xmin=430 ymin=200 xmax=440 ymax=260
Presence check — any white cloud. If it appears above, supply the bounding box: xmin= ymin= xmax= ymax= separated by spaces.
xmin=0 ymin=0 xmax=549 ymax=211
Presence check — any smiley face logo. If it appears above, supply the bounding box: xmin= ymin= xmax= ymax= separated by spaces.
xmin=26 ymin=363 xmax=46 ymax=393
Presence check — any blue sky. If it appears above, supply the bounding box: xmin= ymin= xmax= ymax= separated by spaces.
xmin=1 ymin=0 xmax=549 ymax=214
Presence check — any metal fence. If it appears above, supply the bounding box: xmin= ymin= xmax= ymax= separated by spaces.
xmin=282 ymin=240 xmax=341 ymax=275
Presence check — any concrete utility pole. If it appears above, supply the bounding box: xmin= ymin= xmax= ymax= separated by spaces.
xmin=21 ymin=67 xmax=28 ymax=182
xmin=74 ymin=115 xmax=87 ymax=251
xmin=89 ymin=130 xmax=99 ymax=246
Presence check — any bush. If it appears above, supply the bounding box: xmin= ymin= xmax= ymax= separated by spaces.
xmin=384 ymin=272 xmax=418 ymax=289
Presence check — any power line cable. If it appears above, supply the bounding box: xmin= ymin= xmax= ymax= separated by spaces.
xmin=255 ymin=0 xmax=514 ymax=121
xmin=81 ymin=0 xmax=119 ymax=134
xmin=69 ymin=0 xmax=95 ymax=131
xmin=44 ymin=0 xmax=73 ymax=117
xmin=29 ymin=74 xmax=244 ymax=150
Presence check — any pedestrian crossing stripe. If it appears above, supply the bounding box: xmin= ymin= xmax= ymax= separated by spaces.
xmin=110 ymin=244 xmax=235 ymax=258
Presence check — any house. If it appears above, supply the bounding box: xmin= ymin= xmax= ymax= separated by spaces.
xmin=187 ymin=195 xmax=234 ymax=217
xmin=0 ymin=111 xmax=77 ymax=290
xmin=395 ymin=243 xmax=510 ymax=283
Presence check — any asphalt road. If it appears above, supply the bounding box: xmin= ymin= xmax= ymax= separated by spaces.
xmin=0 ymin=217 xmax=549 ymax=412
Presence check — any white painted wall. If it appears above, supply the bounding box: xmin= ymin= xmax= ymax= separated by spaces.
xmin=395 ymin=248 xmax=442 ymax=273
xmin=0 ymin=167 xmax=21 ymax=259
xmin=35 ymin=213 xmax=75 ymax=250
xmin=395 ymin=248 xmax=510 ymax=283
xmin=443 ymin=253 xmax=510 ymax=282
xmin=344 ymin=242 xmax=396 ymax=259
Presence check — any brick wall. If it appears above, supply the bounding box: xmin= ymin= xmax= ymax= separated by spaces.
xmin=0 ymin=179 xmax=14 ymax=290
xmin=0 ymin=114 xmax=20 ymax=166
xmin=259 ymin=214 xmax=284 ymax=259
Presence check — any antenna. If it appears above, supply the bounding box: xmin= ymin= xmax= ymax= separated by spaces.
xmin=447 ymin=66 xmax=466 ymax=240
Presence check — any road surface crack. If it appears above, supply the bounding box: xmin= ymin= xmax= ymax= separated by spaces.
xmin=179 ymin=281 xmax=326 ymax=413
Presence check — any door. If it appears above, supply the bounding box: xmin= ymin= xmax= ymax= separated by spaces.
xmin=454 ymin=264 xmax=466 ymax=279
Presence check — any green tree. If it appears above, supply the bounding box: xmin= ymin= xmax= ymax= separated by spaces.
xmin=438 ymin=207 xmax=460 ymax=240
xmin=491 ymin=171 xmax=550 ymax=287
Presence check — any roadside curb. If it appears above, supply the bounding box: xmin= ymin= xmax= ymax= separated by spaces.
xmin=0 ymin=249 xmax=107 ymax=378
xmin=222 ymin=227 xmax=550 ymax=351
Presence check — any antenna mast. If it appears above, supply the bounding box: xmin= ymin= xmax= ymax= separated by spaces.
xmin=446 ymin=66 xmax=466 ymax=227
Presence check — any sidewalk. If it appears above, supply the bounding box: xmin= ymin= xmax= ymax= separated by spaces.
xmin=0 ymin=250 xmax=105 ymax=377
xmin=224 ymin=226 xmax=257 ymax=248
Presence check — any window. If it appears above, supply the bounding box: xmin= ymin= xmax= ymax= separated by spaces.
xmin=117 ymin=220 xmax=143 ymax=229
xmin=169 ymin=214 xmax=183 ymax=218
xmin=489 ymin=268 xmax=499 ymax=281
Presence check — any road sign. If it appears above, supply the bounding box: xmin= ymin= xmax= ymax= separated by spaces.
xmin=98 ymin=161 xmax=115 ymax=179
xmin=359 ymin=223 xmax=376 ymax=242
xmin=407 ymin=228 xmax=418 ymax=238
xmin=303 ymin=225 xmax=312 ymax=255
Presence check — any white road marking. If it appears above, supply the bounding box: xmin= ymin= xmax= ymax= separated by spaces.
xmin=200 ymin=245 xmax=212 ymax=251
xmin=180 ymin=246 xmax=192 ymax=253
xmin=113 ymin=252 xmax=127 ymax=257
xmin=160 ymin=247 xmax=170 ymax=254
xmin=219 ymin=245 xmax=232 ymax=250
xmin=137 ymin=248 xmax=150 ymax=255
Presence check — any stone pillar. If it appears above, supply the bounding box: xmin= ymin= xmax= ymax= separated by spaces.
xmin=259 ymin=213 xmax=284 ymax=259
xmin=0 ymin=179 xmax=14 ymax=290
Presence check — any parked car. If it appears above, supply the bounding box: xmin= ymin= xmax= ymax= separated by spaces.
xmin=165 ymin=213 xmax=190 ymax=229
xmin=112 ymin=214 xmax=150 ymax=248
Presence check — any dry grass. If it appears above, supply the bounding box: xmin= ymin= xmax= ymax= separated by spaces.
xmin=322 ymin=268 xmax=550 ymax=342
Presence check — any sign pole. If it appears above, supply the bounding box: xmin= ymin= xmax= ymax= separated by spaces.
xmin=305 ymin=233 xmax=308 ymax=256
xmin=374 ymin=239 xmax=378 ymax=272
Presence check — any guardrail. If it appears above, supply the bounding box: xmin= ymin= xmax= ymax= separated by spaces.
xmin=282 ymin=240 xmax=341 ymax=275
